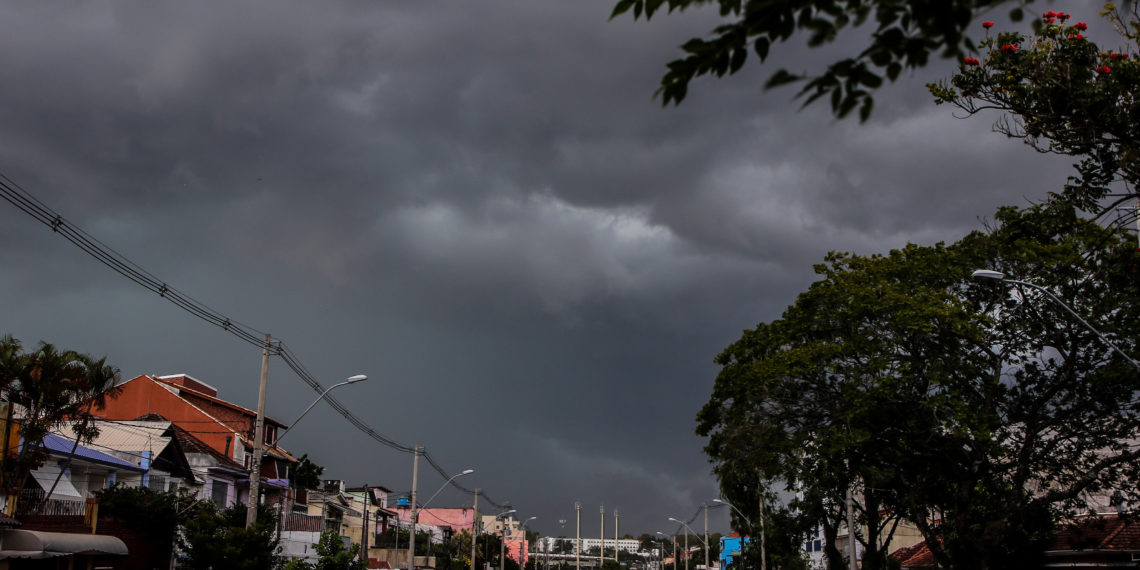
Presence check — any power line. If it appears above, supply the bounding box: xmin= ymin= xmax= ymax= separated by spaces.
xmin=1 ymin=171 xmax=495 ymax=509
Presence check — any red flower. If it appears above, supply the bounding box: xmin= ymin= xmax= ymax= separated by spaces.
xmin=1045 ymin=16 xmax=1055 ymax=24
xmin=1075 ymin=22 xmax=1088 ymax=30
xmin=1000 ymin=44 xmax=1020 ymax=53
xmin=963 ymin=57 xmax=980 ymax=66
xmin=1068 ymin=33 xmax=1084 ymax=40
xmin=1098 ymin=65 xmax=1112 ymax=73
xmin=982 ymin=21 xmax=994 ymax=29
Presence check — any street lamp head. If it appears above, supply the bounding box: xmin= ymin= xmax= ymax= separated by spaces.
xmin=972 ymin=269 xmax=1005 ymax=281
xmin=668 ymin=518 xmax=680 ymax=523
xmin=712 ymin=499 xmax=726 ymax=505
xmin=460 ymin=469 xmax=474 ymax=476
xmin=345 ymin=374 xmax=368 ymax=384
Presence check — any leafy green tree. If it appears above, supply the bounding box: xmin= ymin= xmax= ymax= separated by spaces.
xmin=179 ymin=502 xmax=283 ymax=570
xmin=289 ymin=454 xmax=325 ymax=490
xmin=95 ymin=484 xmax=198 ymax=553
xmin=0 ymin=336 xmax=122 ymax=498
xmin=929 ymin=5 xmax=1140 ymax=214
xmin=611 ymin=0 xmax=1031 ymax=119
xmin=288 ymin=531 xmax=366 ymax=570
xmin=698 ymin=200 xmax=1140 ymax=569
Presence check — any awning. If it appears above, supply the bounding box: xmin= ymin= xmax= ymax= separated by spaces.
xmin=0 ymin=529 xmax=128 ymax=559
xmin=29 ymin=468 xmax=82 ymax=499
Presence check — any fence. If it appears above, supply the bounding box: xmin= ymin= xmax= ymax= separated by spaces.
xmin=15 ymin=489 xmax=87 ymax=516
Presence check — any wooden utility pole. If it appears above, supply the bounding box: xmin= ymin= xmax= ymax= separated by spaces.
xmin=246 ymin=334 xmax=271 ymax=527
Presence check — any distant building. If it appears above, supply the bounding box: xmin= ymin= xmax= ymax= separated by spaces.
xmin=719 ymin=535 xmax=750 ymax=569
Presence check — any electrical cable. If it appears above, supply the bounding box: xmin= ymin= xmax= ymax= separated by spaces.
xmin=1 ymin=171 xmax=507 ymax=513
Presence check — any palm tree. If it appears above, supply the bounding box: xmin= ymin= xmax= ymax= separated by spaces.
xmin=0 ymin=337 xmax=122 ymax=504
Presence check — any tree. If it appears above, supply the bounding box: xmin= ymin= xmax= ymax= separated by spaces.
xmin=95 ymin=484 xmax=198 ymax=554
xmin=611 ymin=0 xmax=1031 ymax=120
xmin=289 ymin=453 xmax=325 ymax=491
xmin=929 ymin=6 xmax=1140 ymax=214
xmin=698 ymin=200 xmax=1140 ymax=569
xmin=286 ymin=531 xmax=367 ymax=570
xmin=179 ymin=502 xmax=283 ymax=570
xmin=0 ymin=336 xmax=122 ymax=499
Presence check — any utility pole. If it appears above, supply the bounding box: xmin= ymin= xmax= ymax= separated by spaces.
xmin=362 ymin=485 xmax=371 ymax=563
xmin=472 ymin=489 xmax=480 ymax=570
xmin=575 ymin=502 xmax=581 ymax=570
xmin=703 ymin=504 xmax=709 ymax=570
xmin=613 ymin=510 xmax=619 ymax=562
xmin=246 ymin=334 xmax=271 ymax=527
xmin=409 ymin=444 xmax=421 ymax=570
xmin=683 ymin=528 xmax=688 ymax=570
xmin=599 ymin=506 xmax=605 ymax=566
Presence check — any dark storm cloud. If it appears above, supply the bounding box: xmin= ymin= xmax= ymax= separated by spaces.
xmin=0 ymin=0 xmax=1097 ymax=535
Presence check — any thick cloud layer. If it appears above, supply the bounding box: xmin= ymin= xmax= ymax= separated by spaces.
xmin=0 ymin=0 xmax=1088 ymax=535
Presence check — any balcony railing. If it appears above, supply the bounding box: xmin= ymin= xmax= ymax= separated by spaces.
xmin=15 ymin=489 xmax=87 ymax=516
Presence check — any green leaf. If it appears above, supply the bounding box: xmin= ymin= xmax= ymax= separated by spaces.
xmin=730 ymin=47 xmax=747 ymax=73
xmin=859 ymin=96 xmax=874 ymax=122
xmin=610 ymin=0 xmax=637 ymax=19
xmin=765 ymin=69 xmax=804 ymax=88
xmin=754 ymin=36 xmax=771 ymax=61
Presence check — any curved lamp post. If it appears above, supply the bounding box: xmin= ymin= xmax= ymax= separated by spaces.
xmin=249 ymin=373 xmax=366 ymax=527
xmin=415 ymin=469 xmax=475 ymax=569
xmin=713 ymin=498 xmax=766 ymax=570
xmin=497 ymin=509 xmax=518 ymax=570
xmin=277 ymin=374 xmax=369 ymax=442
xmin=668 ymin=518 xmax=708 ymax=570
xmin=656 ymin=532 xmax=675 ymax=570
xmin=971 ymin=270 xmax=1140 ymax=370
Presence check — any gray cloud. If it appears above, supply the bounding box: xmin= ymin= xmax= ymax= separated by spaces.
xmin=0 ymin=0 xmax=1100 ymax=536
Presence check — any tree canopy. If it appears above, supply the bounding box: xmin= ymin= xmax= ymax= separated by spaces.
xmin=930 ymin=4 xmax=1140 ymax=213
xmin=698 ymin=200 xmax=1140 ymax=568
xmin=611 ymin=0 xmax=1033 ymax=120
xmin=0 ymin=335 xmax=122 ymax=495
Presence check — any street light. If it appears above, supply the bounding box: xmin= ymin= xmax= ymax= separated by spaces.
xmin=665 ymin=519 xmax=702 ymax=570
xmin=415 ymin=469 xmax=475 ymax=569
xmin=712 ymin=498 xmax=765 ymax=570
xmin=971 ymin=270 xmax=1140 ymax=370
xmin=248 ymin=372 xmax=367 ymax=527
xmin=656 ymin=532 xmax=675 ymax=570
xmin=276 ymin=374 xmax=369 ymax=442
xmin=518 ymin=517 xmax=537 ymax=569
xmin=668 ymin=518 xmax=709 ymax=570
xmin=498 ymin=510 xmax=518 ymax=570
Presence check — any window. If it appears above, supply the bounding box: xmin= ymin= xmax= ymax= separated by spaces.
xmin=211 ymin=480 xmax=228 ymax=506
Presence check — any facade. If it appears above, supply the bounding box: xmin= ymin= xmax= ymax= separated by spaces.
xmin=93 ymin=373 xmax=299 ymax=508
xmin=483 ymin=515 xmax=531 ymax=566
xmin=719 ymin=535 xmax=750 ymax=569
xmin=534 ymin=537 xmax=641 ymax=555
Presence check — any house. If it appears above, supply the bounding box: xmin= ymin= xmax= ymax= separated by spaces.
xmin=482 ymin=514 xmax=530 ymax=567
xmin=889 ymin=513 xmax=1140 ymax=568
xmin=0 ymin=434 xmax=138 ymax=567
xmin=719 ymin=535 xmax=749 ymax=569
xmin=93 ymin=373 xmax=299 ymax=508
xmin=50 ymin=419 xmax=197 ymax=494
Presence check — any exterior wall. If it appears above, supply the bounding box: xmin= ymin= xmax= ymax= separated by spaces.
xmin=282 ymin=530 xmax=323 ymax=562
xmin=403 ymin=507 xmax=476 ymax=531
xmin=538 ymin=537 xmax=640 ymax=555
xmin=95 ymin=376 xmax=241 ymax=463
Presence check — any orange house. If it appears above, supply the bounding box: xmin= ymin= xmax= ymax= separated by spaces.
xmin=93 ymin=374 xmax=297 ymax=506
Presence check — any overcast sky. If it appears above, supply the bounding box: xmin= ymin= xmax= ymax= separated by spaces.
xmin=0 ymin=0 xmax=1092 ymax=538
